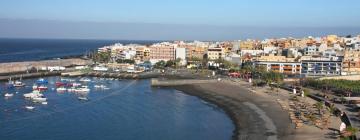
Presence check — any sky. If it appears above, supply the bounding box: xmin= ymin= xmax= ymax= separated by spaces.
xmin=0 ymin=0 xmax=359 ymax=40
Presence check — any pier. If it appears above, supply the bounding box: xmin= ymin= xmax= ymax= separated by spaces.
xmin=150 ymin=78 xmax=217 ymax=86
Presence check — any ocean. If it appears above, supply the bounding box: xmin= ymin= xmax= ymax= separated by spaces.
xmin=0 ymin=38 xmax=161 ymax=63
xmin=0 ymin=77 xmax=234 ymax=140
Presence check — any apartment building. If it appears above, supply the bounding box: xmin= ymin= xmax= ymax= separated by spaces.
xmin=149 ymin=45 xmax=175 ymax=63
xmin=207 ymin=47 xmax=224 ymax=60
xmin=342 ymin=50 xmax=360 ymax=75
xmin=301 ymin=56 xmax=342 ymax=77
xmin=254 ymin=55 xmax=301 ymax=75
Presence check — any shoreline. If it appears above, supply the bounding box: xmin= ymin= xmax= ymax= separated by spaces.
xmin=170 ymin=81 xmax=295 ymax=140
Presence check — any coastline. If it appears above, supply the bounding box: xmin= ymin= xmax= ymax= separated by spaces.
xmin=169 ymin=81 xmax=295 ymax=140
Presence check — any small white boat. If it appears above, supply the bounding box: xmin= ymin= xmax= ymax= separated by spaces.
xmin=56 ymin=87 xmax=67 ymax=92
xmin=32 ymin=97 xmax=47 ymax=103
xmin=72 ymin=82 xmax=82 ymax=87
xmin=32 ymin=84 xmax=38 ymax=90
xmin=14 ymin=80 xmax=26 ymax=87
xmin=25 ymin=106 xmax=35 ymax=110
xmin=94 ymin=85 xmax=107 ymax=88
xmin=67 ymin=87 xmax=77 ymax=92
xmin=75 ymin=86 xmax=90 ymax=92
xmin=78 ymin=97 xmax=89 ymax=101
xmin=4 ymin=93 xmax=14 ymax=97
xmin=79 ymin=78 xmax=91 ymax=82
xmin=37 ymin=85 xmax=48 ymax=90
xmin=24 ymin=90 xmax=42 ymax=98
xmin=41 ymin=102 xmax=48 ymax=105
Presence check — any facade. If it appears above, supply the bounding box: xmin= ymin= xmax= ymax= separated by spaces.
xmin=301 ymin=56 xmax=342 ymax=77
xmin=207 ymin=48 xmax=224 ymax=60
xmin=175 ymin=47 xmax=187 ymax=65
xmin=149 ymin=45 xmax=175 ymax=63
xmin=342 ymin=50 xmax=360 ymax=75
xmin=254 ymin=55 xmax=301 ymax=75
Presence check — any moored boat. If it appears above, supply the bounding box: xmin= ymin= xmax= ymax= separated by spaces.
xmin=4 ymin=93 xmax=14 ymax=97
xmin=78 ymin=96 xmax=89 ymax=101
xmin=25 ymin=106 xmax=35 ymax=110
xmin=36 ymin=78 xmax=48 ymax=84
xmin=56 ymin=87 xmax=67 ymax=92
xmin=14 ymin=80 xmax=26 ymax=87
xmin=79 ymin=78 xmax=91 ymax=82
xmin=32 ymin=97 xmax=47 ymax=103
xmin=37 ymin=85 xmax=48 ymax=90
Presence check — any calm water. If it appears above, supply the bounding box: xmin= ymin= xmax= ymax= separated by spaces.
xmin=0 ymin=77 xmax=234 ymax=140
xmin=0 ymin=38 xmax=161 ymax=63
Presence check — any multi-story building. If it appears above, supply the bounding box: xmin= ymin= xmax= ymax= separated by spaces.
xmin=175 ymin=47 xmax=187 ymax=65
xmin=180 ymin=45 xmax=206 ymax=59
xmin=254 ymin=55 xmax=301 ymax=76
xmin=301 ymin=56 xmax=342 ymax=77
xmin=207 ymin=47 xmax=224 ymax=60
xmin=135 ymin=46 xmax=151 ymax=62
xmin=342 ymin=50 xmax=360 ymax=75
xmin=149 ymin=45 xmax=175 ymax=63
xmin=240 ymin=40 xmax=254 ymax=50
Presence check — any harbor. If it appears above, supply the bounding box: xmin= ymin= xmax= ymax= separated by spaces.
xmin=0 ymin=77 xmax=234 ymax=140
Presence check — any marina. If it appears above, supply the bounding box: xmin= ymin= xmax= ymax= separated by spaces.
xmin=0 ymin=77 xmax=234 ymax=140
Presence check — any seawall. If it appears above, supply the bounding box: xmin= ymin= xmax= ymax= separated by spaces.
xmin=0 ymin=58 xmax=92 ymax=75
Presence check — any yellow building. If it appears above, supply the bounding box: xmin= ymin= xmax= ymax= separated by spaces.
xmin=240 ymin=40 xmax=254 ymax=50
xmin=207 ymin=48 xmax=224 ymax=60
xmin=255 ymin=55 xmax=301 ymax=75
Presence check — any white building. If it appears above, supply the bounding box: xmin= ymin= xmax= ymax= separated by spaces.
xmin=175 ymin=47 xmax=187 ymax=66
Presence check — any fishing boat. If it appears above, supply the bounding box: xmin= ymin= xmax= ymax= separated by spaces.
xmin=25 ymin=106 xmax=35 ymax=110
xmin=4 ymin=93 xmax=14 ymax=97
xmin=42 ymin=102 xmax=48 ymax=105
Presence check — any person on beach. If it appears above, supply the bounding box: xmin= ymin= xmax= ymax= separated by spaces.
xmin=293 ymin=87 xmax=297 ymax=95
xmin=301 ymin=89 xmax=305 ymax=97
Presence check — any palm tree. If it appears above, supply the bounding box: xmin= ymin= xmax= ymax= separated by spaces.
xmin=314 ymin=102 xmax=324 ymax=116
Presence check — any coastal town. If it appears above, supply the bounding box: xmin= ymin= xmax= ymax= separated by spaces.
xmin=94 ymin=34 xmax=360 ymax=78
xmin=1 ymin=34 xmax=360 ymax=139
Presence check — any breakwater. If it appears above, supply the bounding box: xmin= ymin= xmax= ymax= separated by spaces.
xmin=150 ymin=78 xmax=217 ymax=86
xmin=0 ymin=58 xmax=92 ymax=75
xmin=0 ymin=72 xmax=61 ymax=81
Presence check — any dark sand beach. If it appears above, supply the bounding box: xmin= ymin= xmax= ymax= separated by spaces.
xmin=173 ymin=81 xmax=295 ymax=140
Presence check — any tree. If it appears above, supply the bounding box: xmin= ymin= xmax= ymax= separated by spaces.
xmin=116 ymin=59 xmax=135 ymax=64
xmin=154 ymin=60 xmax=166 ymax=69
xmin=175 ymin=58 xmax=182 ymax=68
xmin=94 ymin=51 xmax=111 ymax=63
xmin=314 ymin=102 xmax=324 ymax=116
xmin=165 ymin=60 xmax=175 ymax=67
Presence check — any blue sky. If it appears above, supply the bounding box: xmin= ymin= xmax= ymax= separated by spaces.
xmin=0 ymin=0 xmax=359 ymax=40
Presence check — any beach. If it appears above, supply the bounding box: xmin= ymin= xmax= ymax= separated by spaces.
xmin=165 ymin=78 xmax=342 ymax=140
